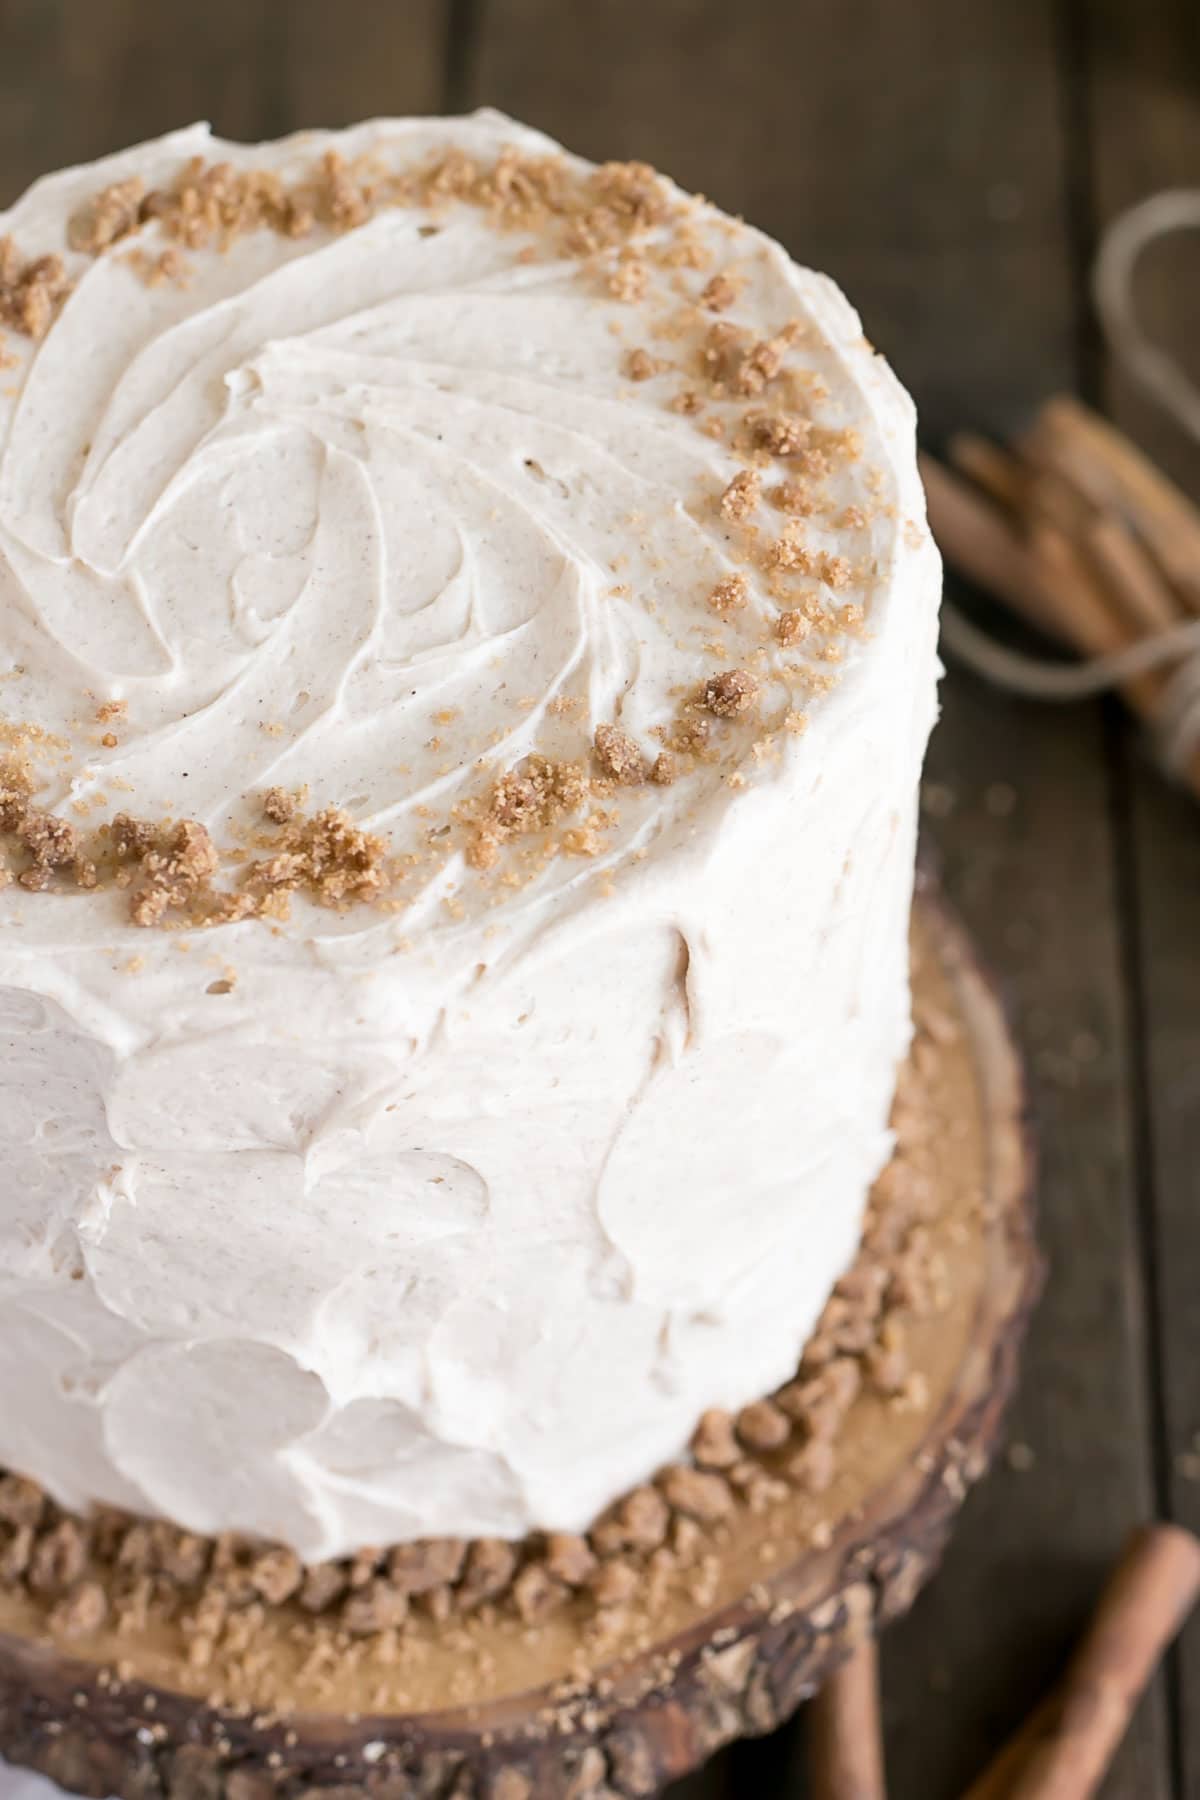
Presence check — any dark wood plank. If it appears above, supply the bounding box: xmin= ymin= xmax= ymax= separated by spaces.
xmin=0 ymin=0 xmax=282 ymax=206
xmin=896 ymin=683 xmax=1168 ymax=1800
xmin=275 ymin=0 xmax=446 ymax=129
xmin=470 ymin=2 xmax=1168 ymax=1795
xmin=660 ymin=1751 xmax=736 ymax=1800
xmin=0 ymin=0 xmax=446 ymax=212
xmin=1083 ymin=3 xmax=1200 ymax=1794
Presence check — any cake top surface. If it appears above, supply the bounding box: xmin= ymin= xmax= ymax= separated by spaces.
xmin=0 ymin=110 xmax=930 ymax=977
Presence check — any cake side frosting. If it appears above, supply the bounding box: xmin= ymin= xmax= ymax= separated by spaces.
xmin=0 ymin=112 xmax=941 ymax=1557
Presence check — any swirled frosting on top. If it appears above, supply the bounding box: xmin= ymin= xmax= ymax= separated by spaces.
xmin=0 ymin=112 xmax=941 ymax=1557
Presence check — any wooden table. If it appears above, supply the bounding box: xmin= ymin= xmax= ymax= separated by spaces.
xmin=1 ymin=1 xmax=1197 ymax=1794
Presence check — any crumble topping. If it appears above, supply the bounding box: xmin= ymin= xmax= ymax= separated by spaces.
xmin=733 ymin=328 xmax=800 ymax=397
xmin=126 ymin=820 xmax=221 ymax=927
xmin=773 ymin=478 xmax=819 ymax=516
xmin=707 ymin=573 xmax=749 ymax=615
xmin=607 ymin=259 xmax=648 ymax=302
xmin=735 ymin=1399 xmax=791 ymax=1452
xmin=718 ymin=469 xmax=760 ymax=522
xmin=0 ymin=238 xmax=71 ymax=339
xmin=321 ymin=150 xmax=371 ymax=232
xmin=699 ymin=272 xmax=739 ymax=312
xmin=0 ymin=793 xmax=394 ymax=928
xmin=260 ymin=786 xmax=298 ymax=825
xmin=666 ymin=711 xmax=713 ymax=756
xmin=776 ymin=609 xmax=813 ymax=647
xmin=768 ymin=522 xmax=810 ymax=571
xmin=691 ymin=1411 xmax=740 ymax=1471
xmin=0 ymin=766 xmax=93 ymax=893
xmin=466 ymin=755 xmax=590 ymax=872
xmin=624 ymin=346 xmax=659 ymax=381
xmin=703 ymin=669 xmax=759 ymax=717
xmin=145 ymin=160 xmax=316 ymax=249
xmin=242 ymin=807 xmax=391 ymax=910
xmin=69 ymin=177 xmax=147 ymax=254
xmin=593 ymin=724 xmax=649 ymax=786
xmin=751 ymin=411 xmax=811 ymax=455
xmin=659 ymin=1467 xmax=734 ymax=1523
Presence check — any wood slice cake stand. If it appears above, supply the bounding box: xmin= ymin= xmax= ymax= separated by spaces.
xmin=0 ymin=882 xmax=1040 ymax=1800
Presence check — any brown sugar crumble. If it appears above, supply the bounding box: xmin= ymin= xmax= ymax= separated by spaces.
xmin=776 ymin=610 xmax=812 ymax=648
xmin=322 ymin=151 xmax=371 ymax=232
xmin=734 ymin=329 xmax=796 ymax=397
xmin=260 ymin=786 xmax=298 ymax=825
xmin=707 ymin=572 xmax=749 ymax=615
xmin=121 ymin=245 xmax=190 ymax=290
xmin=0 ymin=795 xmax=395 ymax=929
xmin=125 ymin=819 xmax=220 ymax=927
xmin=699 ymin=271 xmax=739 ymax=312
xmin=245 ymin=807 xmax=392 ymax=910
xmin=466 ymin=754 xmax=589 ymax=871
xmin=719 ymin=469 xmax=760 ymax=522
xmin=147 ymin=160 xmax=317 ymax=248
xmin=691 ymin=1410 xmax=741 ymax=1471
xmin=773 ymin=479 xmax=819 ymax=517
xmin=0 ymin=238 xmax=72 ymax=340
xmin=700 ymin=319 xmax=743 ymax=385
xmin=608 ymin=259 xmax=648 ymax=302
xmin=666 ymin=710 xmax=713 ymax=758
xmin=768 ymin=523 xmax=809 ymax=572
xmin=703 ymin=669 xmax=759 ymax=717
xmin=69 ymin=177 xmax=146 ymax=254
xmin=0 ymin=767 xmax=94 ymax=894
xmin=593 ymin=724 xmax=649 ymax=786
xmin=751 ymin=411 xmax=811 ymax=455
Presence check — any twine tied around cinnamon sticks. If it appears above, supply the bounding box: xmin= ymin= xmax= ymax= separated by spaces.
xmin=1095 ymin=189 xmax=1200 ymax=446
xmin=923 ymin=191 xmax=1200 ymax=802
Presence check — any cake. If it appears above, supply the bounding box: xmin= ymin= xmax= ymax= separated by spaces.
xmin=0 ymin=111 xmax=940 ymax=1594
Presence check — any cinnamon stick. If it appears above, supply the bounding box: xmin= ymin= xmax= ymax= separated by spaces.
xmin=948 ymin=433 xmax=1028 ymax=513
xmin=807 ymin=1638 xmax=888 ymax=1800
xmin=1083 ymin=511 xmax=1183 ymax=640
xmin=918 ymin=453 xmax=1074 ymax=644
xmin=1024 ymin=521 xmax=1138 ymax=664
xmin=1024 ymin=523 xmax=1169 ymax=725
xmin=921 ymin=451 xmax=1200 ymax=802
xmin=964 ymin=1523 xmax=1200 ymax=1800
xmin=947 ymin=433 xmax=1185 ymax=642
xmin=1022 ymin=395 xmax=1200 ymax=617
xmin=920 ymin=453 xmax=1137 ymax=662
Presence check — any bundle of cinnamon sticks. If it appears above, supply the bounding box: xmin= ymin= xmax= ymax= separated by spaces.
xmin=920 ymin=395 xmax=1200 ymax=803
xmin=806 ymin=1522 xmax=1200 ymax=1800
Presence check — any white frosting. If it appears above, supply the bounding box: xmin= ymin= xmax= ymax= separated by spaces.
xmin=0 ymin=112 xmax=941 ymax=1558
